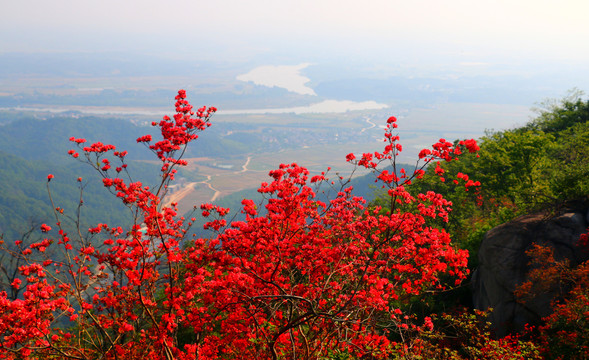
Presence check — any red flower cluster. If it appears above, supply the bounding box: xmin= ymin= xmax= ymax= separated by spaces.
xmin=579 ymin=228 xmax=589 ymax=249
xmin=0 ymin=90 xmax=479 ymax=359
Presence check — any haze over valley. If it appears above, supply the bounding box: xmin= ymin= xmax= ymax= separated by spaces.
xmin=0 ymin=54 xmax=541 ymax=215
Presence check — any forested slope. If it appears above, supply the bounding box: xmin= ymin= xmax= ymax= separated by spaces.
xmin=404 ymin=94 xmax=589 ymax=264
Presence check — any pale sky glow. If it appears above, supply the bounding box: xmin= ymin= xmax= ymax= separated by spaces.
xmin=2 ymin=0 xmax=589 ymax=63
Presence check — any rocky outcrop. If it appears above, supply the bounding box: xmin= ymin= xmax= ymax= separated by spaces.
xmin=471 ymin=205 xmax=589 ymax=337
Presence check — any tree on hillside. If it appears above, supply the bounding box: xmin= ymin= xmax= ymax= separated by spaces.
xmin=405 ymin=93 xmax=589 ymax=258
xmin=529 ymin=89 xmax=589 ymax=134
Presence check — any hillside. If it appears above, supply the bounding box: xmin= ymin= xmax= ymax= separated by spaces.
xmin=402 ymin=94 xmax=589 ymax=266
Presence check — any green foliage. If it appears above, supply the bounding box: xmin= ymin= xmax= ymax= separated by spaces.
xmin=476 ymin=129 xmax=555 ymax=205
xmin=544 ymin=121 xmax=589 ymax=200
xmin=397 ymin=94 xmax=589 ymax=257
xmin=528 ymin=91 xmax=589 ymax=134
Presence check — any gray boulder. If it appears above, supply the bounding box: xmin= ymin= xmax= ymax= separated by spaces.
xmin=471 ymin=205 xmax=589 ymax=337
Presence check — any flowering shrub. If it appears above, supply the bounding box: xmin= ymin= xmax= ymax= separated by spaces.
xmin=516 ymin=229 xmax=589 ymax=360
xmin=537 ymin=269 xmax=589 ymax=360
xmin=0 ymin=91 xmax=480 ymax=359
xmin=393 ymin=309 xmax=541 ymax=359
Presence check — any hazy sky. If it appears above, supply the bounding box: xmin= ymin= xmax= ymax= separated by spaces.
xmin=2 ymin=0 xmax=589 ymax=65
